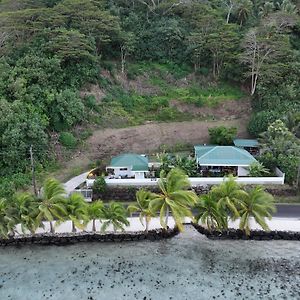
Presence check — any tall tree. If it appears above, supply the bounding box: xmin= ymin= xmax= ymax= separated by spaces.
xmin=37 ymin=178 xmax=67 ymax=233
xmin=149 ymin=168 xmax=197 ymax=231
xmin=211 ymin=176 xmax=247 ymax=222
xmin=64 ymin=193 xmax=88 ymax=232
xmin=195 ymin=193 xmax=227 ymax=231
xmin=239 ymin=186 xmax=276 ymax=235
xmin=87 ymin=200 xmax=105 ymax=232
xmin=128 ymin=189 xmax=157 ymax=233
xmin=101 ymin=202 xmax=129 ymax=232
xmin=241 ymin=26 xmax=291 ymax=95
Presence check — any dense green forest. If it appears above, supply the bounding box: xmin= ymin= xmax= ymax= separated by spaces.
xmin=0 ymin=0 xmax=299 ymax=197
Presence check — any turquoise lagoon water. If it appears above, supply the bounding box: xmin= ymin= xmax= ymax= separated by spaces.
xmin=0 ymin=226 xmax=299 ymax=300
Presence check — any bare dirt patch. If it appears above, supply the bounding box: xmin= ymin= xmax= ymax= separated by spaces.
xmin=54 ymin=118 xmax=250 ymax=180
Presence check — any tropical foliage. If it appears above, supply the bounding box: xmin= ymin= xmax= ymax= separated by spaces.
xmin=208 ymin=126 xmax=237 ymax=145
xmin=101 ymin=202 xmax=129 ymax=232
xmin=194 ymin=177 xmax=276 ymax=235
xmin=0 ymin=0 xmax=299 ymax=197
xmin=64 ymin=193 xmax=88 ymax=232
xmin=128 ymin=189 xmax=157 ymax=233
xmin=0 ymin=171 xmax=277 ymax=239
xmin=239 ymin=186 xmax=276 ymax=236
xmin=149 ymin=168 xmax=198 ymax=231
xmin=248 ymin=162 xmax=270 ymax=177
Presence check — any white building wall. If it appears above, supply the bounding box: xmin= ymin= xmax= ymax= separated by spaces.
xmin=237 ymin=166 xmax=249 ymax=176
xmin=113 ymin=167 xmax=134 ymax=178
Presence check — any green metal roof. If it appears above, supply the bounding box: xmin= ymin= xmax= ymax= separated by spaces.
xmin=194 ymin=146 xmax=257 ymax=166
xmin=109 ymin=153 xmax=149 ymax=171
xmin=233 ymin=139 xmax=259 ymax=148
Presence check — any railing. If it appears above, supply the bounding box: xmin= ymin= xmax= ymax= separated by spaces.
xmin=86 ymin=174 xmax=285 ymax=187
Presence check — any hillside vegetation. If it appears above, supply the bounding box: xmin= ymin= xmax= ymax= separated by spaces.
xmin=0 ymin=0 xmax=299 ymax=196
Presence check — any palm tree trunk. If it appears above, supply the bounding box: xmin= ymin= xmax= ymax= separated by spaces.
xmin=165 ymin=207 xmax=169 ymax=228
xmin=50 ymin=221 xmax=55 ymax=234
xmin=72 ymin=221 xmax=76 ymax=233
xmin=145 ymin=216 xmax=149 ymax=234
xmin=92 ymin=219 xmax=96 ymax=232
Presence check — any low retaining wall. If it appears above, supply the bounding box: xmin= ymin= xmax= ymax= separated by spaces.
xmin=192 ymin=223 xmax=300 ymax=241
xmin=0 ymin=228 xmax=179 ymax=247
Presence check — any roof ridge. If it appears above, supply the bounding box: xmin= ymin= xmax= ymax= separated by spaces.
xmin=197 ymin=146 xmax=217 ymax=159
xmin=233 ymin=146 xmax=255 ymax=158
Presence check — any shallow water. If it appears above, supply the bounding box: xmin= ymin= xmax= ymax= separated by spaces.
xmin=0 ymin=226 xmax=299 ymax=300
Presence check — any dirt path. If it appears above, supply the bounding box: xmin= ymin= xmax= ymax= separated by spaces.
xmin=55 ymin=118 xmax=250 ymax=181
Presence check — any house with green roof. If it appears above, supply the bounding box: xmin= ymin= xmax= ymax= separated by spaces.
xmin=233 ymin=139 xmax=260 ymax=156
xmin=106 ymin=153 xmax=149 ymax=179
xmin=194 ymin=145 xmax=257 ymax=177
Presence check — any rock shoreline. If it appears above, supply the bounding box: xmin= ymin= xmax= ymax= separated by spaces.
xmin=0 ymin=227 xmax=179 ymax=247
xmin=192 ymin=223 xmax=300 ymax=240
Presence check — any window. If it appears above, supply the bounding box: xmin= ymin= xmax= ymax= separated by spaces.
xmin=120 ymin=168 xmax=127 ymax=171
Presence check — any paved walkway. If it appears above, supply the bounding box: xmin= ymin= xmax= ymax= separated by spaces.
xmin=63 ymin=172 xmax=89 ymax=194
xmin=14 ymin=217 xmax=300 ymax=236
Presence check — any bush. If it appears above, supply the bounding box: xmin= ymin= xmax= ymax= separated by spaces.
xmin=248 ymin=162 xmax=270 ymax=177
xmin=208 ymin=126 xmax=237 ymax=145
xmin=59 ymin=132 xmax=77 ymax=148
xmin=248 ymin=111 xmax=281 ymax=137
xmin=258 ymin=152 xmax=277 ymax=170
xmin=277 ymin=154 xmax=300 ymax=185
xmin=93 ymin=176 xmax=107 ymax=194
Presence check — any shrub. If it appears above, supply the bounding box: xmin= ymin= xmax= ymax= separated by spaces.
xmin=248 ymin=162 xmax=270 ymax=177
xmin=59 ymin=132 xmax=77 ymax=148
xmin=93 ymin=176 xmax=107 ymax=194
xmin=248 ymin=111 xmax=281 ymax=137
xmin=208 ymin=126 xmax=237 ymax=145
xmin=258 ymin=152 xmax=277 ymax=170
xmin=277 ymin=154 xmax=300 ymax=185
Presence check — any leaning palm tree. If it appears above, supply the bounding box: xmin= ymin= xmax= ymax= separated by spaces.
xmin=128 ymin=189 xmax=157 ymax=233
xmin=149 ymin=168 xmax=198 ymax=231
xmin=194 ymin=193 xmax=227 ymax=232
xmin=37 ymin=178 xmax=67 ymax=233
xmin=8 ymin=193 xmax=39 ymax=235
xmin=211 ymin=176 xmax=248 ymax=222
xmin=0 ymin=198 xmax=9 ymax=239
xmin=239 ymin=186 xmax=276 ymax=236
xmin=87 ymin=200 xmax=105 ymax=232
xmin=101 ymin=202 xmax=129 ymax=232
xmin=64 ymin=193 xmax=89 ymax=232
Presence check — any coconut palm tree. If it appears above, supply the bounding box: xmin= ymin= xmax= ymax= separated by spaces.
xmin=149 ymin=168 xmax=198 ymax=231
xmin=101 ymin=202 xmax=129 ymax=232
xmin=194 ymin=193 xmax=227 ymax=231
xmin=235 ymin=0 xmax=253 ymax=25
xmin=239 ymin=186 xmax=276 ymax=235
xmin=64 ymin=193 xmax=89 ymax=232
xmin=0 ymin=198 xmax=9 ymax=239
xmin=8 ymin=193 xmax=39 ymax=235
xmin=128 ymin=189 xmax=157 ymax=233
xmin=87 ymin=200 xmax=105 ymax=232
xmin=211 ymin=176 xmax=247 ymax=221
xmin=37 ymin=178 xmax=67 ymax=233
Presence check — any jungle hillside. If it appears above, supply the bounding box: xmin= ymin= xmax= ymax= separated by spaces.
xmin=0 ymin=0 xmax=299 ymax=197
